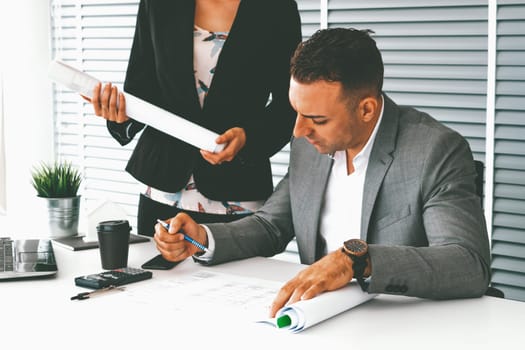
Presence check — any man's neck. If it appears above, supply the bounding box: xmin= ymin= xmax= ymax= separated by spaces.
xmin=345 ymin=151 xmax=356 ymax=175
xmin=344 ymin=95 xmax=384 ymax=175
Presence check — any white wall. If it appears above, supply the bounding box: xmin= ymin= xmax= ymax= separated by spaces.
xmin=0 ymin=1 xmax=54 ymax=235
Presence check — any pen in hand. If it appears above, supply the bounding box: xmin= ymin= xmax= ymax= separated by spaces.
xmin=156 ymin=219 xmax=210 ymax=253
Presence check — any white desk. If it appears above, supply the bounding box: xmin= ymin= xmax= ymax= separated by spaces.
xmin=2 ymin=238 xmax=525 ymax=349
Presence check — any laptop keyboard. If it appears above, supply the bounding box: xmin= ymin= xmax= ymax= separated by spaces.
xmin=0 ymin=237 xmax=14 ymax=272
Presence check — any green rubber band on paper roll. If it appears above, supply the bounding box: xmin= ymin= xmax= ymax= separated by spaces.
xmin=276 ymin=315 xmax=292 ymax=328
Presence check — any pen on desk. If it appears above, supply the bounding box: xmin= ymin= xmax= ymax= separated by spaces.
xmin=156 ymin=219 xmax=210 ymax=253
xmin=70 ymin=285 xmax=125 ymax=301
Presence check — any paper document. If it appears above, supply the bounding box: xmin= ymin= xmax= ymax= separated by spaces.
xmin=48 ymin=60 xmax=225 ymax=153
xmin=86 ymin=269 xmax=375 ymax=333
xmin=258 ymin=281 xmax=376 ymax=333
xmin=91 ymin=270 xmax=281 ymax=321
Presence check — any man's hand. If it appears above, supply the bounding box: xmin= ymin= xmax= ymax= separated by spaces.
xmin=269 ymin=249 xmax=354 ymax=317
xmin=153 ymin=213 xmax=208 ymax=262
xmin=200 ymin=127 xmax=246 ymax=165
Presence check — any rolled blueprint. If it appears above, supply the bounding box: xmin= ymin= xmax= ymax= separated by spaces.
xmin=48 ymin=60 xmax=225 ymax=153
xmin=257 ymin=281 xmax=376 ymax=333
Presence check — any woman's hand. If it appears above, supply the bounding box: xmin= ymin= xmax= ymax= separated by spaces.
xmin=81 ymin=82 xmax=129 ymax=123
xmin=200 ymin=127 xmax=246 ymax=165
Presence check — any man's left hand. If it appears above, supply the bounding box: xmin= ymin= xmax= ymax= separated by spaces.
xmin=269 ymin=249 xmax=354 ymax=317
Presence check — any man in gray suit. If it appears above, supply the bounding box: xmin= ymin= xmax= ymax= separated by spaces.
xmin=154 ymin=28 xmax=491 ymax=317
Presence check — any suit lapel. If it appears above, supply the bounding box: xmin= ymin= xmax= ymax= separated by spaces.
xmin=157 ymin=0 xmax=201 ymax=115
xmin=292 ymin=139 xmax=333 ymax=263
xmin=309 ymin=155 xmax=333 ymax=261
xmin=361 ymin=95 xmax=399 ymax=240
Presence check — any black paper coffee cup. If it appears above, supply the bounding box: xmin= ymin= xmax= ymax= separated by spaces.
xmin=97 ymin=220 xmax=131 ymax=270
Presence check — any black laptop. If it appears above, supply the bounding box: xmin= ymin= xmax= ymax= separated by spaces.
xmin=0 ymin=237 xmax=58 ymax=280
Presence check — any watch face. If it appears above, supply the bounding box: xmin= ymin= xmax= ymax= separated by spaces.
xmin=344 ymin=239 xmax=367 ymax=256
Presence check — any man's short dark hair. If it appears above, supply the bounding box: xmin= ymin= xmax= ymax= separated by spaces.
xmin=290 ymin=28 xmax=384 ymax=99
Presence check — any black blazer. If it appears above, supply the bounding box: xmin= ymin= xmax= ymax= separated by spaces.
xmin=107 ymin=0 xmax=302 ymax=201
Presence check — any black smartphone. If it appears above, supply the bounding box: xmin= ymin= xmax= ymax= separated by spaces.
xmin=141 ymin=254 xmax=181 ymax=270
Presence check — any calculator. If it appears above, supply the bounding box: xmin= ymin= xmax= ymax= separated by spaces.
xmin=74 ymin=267 xmax=152 ymax=289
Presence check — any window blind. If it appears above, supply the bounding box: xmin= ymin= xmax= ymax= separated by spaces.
xmin=0 ymin=74 xmax=6 ymax=214
xmin=490 ymin=0 xmax=525 ymax=302
xmin=328 ymin=0 xmax=489 ymax=162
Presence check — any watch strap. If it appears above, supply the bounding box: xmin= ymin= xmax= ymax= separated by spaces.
xmin=342 ymin=247 xmax=369 ymax=291
xmin=354 ymin=259 xmax=368 ymax=291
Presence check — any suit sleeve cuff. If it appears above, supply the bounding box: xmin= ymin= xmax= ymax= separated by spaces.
xmin=192 ymin=224 xmax=215 ymax=262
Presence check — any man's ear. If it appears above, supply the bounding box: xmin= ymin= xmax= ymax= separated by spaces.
xmin=359 ymin=96 xmax=379 ymax=122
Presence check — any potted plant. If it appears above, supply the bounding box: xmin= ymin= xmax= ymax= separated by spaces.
xmin=31 ymin=161 xmax=82 ymax=238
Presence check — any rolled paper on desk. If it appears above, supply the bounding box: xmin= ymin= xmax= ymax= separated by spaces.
xmin=258 ymin=281 xmax=376 ymax=333
xmin=47 ymin=60 xmax=225 ymax=153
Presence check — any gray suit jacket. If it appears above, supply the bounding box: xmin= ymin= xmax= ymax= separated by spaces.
xmin=206 ymin=94 xmax=491 ymax=299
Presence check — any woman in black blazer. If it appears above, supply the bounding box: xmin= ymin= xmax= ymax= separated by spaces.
xmin=87 ymin=0 xmax=302 ymax=235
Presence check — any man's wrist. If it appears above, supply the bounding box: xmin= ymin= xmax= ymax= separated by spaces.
xmin=364 ymin=257 xmax=372 ymax=277
xmin=192 ymin=225 xmax=214 ymax=261
xmin=341 ymin=239 xmax=370 ymax=291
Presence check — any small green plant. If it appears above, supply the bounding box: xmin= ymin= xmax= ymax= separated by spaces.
xmin=31 ymin=161 xmax=82 ymax=198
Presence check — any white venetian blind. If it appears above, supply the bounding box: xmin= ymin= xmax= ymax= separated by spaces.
xmin=0 ymin=73 xmax=6 ymax=214
xmin=328 ymin=0 xmax=489 ymax=162
xmin=490 ymin=0 xmax=525 ymax=302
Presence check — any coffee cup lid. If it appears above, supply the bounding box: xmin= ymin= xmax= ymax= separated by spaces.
xmin=97 ymin=219 xmax=131 ymax=232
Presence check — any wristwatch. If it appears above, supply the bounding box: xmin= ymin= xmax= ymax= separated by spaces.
xmin=342 ymin=238 xmax=369 ymax=291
